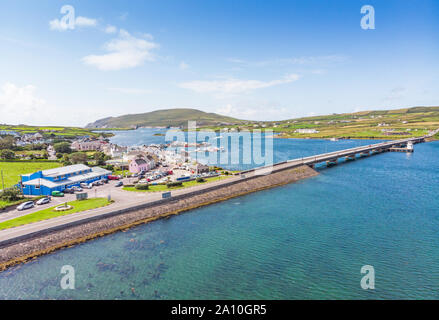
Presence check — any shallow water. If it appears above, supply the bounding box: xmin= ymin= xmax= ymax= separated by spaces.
xmin=1 ymin=132 xmax=438 ymax=299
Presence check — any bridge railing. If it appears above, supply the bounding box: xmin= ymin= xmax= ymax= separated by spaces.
xmin=239 ymin=135 xmax=428 ymax=175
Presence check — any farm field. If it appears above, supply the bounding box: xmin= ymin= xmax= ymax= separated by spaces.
xmin=0 ymin=161 xmax=62 ymax=189
xmin=0 ymin=125 xmax=110 ymax=138
xmin=203 ymin=106 xmax=439 ymax=140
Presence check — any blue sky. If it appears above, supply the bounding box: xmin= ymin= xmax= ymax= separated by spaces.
xmin=0 ymin=0 xmax=438 ymax=126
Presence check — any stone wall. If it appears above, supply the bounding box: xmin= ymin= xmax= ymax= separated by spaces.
xmin=0 ymin=165 xmax=318 ymax=270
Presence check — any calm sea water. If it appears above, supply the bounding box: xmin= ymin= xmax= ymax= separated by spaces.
xmin=1 ymin=130 xmax=438 ymax=299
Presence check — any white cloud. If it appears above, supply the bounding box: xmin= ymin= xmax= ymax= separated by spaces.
xmin=227 ymin=55 xmax=348 ymax=67
xmin=0 ymin=82 xmax=113 ymax=126
xmin=179 ymin=61 xmax=189 ymax=70
xmin=82 ymin=29 xmax=159 ymax=71
xmin=179 ymin=74 xmax=300 ymax=95
xmin=216 ymin=103 xmax=294 ymax=121
xmin=107 ymin=87 xmax=151 ymax=94
xmin=0 ymin=82 xmax=46 ymax=124
xmin=75 ymin=16 xmax=97 ymax=27
xmin=105 ymin=25 xmax=118 ymax=34
xmin=49 ymin=16 xmax=97 ymax=31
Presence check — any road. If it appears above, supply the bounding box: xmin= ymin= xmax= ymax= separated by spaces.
xmin=0 ymin=135 xmax=429 ymax=246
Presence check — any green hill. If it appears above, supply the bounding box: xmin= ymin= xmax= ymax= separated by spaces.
xmin=85 ymin=108 xmax=242 ymax=129
xmin=202 ymin=105 xmax=439 ymax=140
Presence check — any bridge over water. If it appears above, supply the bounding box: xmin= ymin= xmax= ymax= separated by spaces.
xmin=240 ymin=135 xmax=428 ymax=175
xmin=0 ymin=134 xmax=434 ymax=250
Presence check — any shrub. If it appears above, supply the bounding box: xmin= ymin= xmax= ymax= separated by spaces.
xmin=196 ymin=177 xmax=206 ymax=183
xmin=135 ymin=184 xmax=149 ymax=190
xmin=166 ymin=181 xmax=183 ymax=188
xmin=53 ymin=142 xmax=72 ymax=154
xmin=103 ymin=164 xmax=114 ymax=171
xmin=0 ymin=188 xmax=22 ymax=202
xmin=70 ymin=152 xmax=88 ymax=164
xmin=0 ymin=149 xmax=15 ymax=160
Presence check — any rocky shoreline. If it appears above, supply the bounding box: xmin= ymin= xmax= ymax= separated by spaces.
xmin=0 ymin=165 xmax=318 ymax=271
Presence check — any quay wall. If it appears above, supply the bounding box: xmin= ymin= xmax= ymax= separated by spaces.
xmin=0 ymin=165 xmax=318 ymax=271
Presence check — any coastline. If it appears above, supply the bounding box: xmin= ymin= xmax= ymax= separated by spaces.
xmin=0 ymin=165 xmax=319 ymax=271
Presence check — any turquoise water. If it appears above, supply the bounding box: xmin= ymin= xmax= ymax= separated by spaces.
xmin=0 ymin=136 xmax=438 ymax=299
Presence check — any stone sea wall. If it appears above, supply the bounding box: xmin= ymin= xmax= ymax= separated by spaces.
xmin=0 ymin=165 xmax=318 ymax=271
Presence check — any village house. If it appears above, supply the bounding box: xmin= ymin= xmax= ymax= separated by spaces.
xmin=190 ymin=163 xmax=209 ymax=174
xmin=295 ymin=129 xmax=320 ymax=134
xmin=71 ymin=138 xmax=108 ymax=151
xmin=102 ymin=144 xmax=128 ymax=158
xmin=128 ymin=155 xmax=156 ymax=174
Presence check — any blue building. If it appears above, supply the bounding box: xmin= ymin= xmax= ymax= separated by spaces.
xmin=20 ymin=164 xmax=111 ymax=196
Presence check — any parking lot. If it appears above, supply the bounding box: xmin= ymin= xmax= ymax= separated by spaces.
xmin=0 ymin=167 xmax=221 ymax=224
xmin=0 ymin=179 xmax=145 ymax=223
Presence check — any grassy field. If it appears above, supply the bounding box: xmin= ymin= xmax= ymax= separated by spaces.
xmin=0 ymin=161 xmax=62 ymax=188
xmin=203 ymin=106 xmax=439 ymax=140
xmin=112 ymin=169 xmax=130 ymax=176
xmin=0 ymin=198 xmax=112 ymax=230
xmin=0 ymin=124 xmax=107 ymax=138
xmin=123 ymin=175 xmax=231 ymax=193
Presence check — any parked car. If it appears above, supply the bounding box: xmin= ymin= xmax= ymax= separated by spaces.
xmin=17 ymin=201 xmax=34 ymax=211
xmin=80 ymin=183 xmax=92 ymax=189
xmin=108 ymin=175 xmax=120 ymax=180
xmin=36 ymin=197 xmax=50 ymax=205
xmin=101 ymin=179 xmax=108 ymax=184
xmin=71 ymin=186 xmax=83 ymax=192
xmin=115 ymin=181 xmax=123 ymax=187
xmin=52 ymin=191 xmax=64 ymax=197
xmin=64 ymin=188 xmax=74 ymax=194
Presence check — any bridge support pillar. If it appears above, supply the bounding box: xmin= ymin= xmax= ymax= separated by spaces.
xmin=360 ymin=151 xmax=370 ymax=157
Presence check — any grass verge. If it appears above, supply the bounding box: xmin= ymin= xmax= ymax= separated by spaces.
xmin=0 ymin=198 xmax=112 ymax=230
xmin=123 ymin=175 xmax=231 ymax=192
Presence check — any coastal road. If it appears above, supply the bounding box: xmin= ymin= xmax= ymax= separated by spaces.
xmin=0 ymin=135 xmax=428 ymax=246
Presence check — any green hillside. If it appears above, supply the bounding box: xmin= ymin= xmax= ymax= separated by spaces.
xmin=85 ymin=108 xmax=242 ymax=129
xmin=205 ymin=106 xmax=439 ymax=140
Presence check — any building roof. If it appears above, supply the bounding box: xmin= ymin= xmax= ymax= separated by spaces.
xmin=41 ymin=164 xmax=91 ymax=177
xmin=23 ymin=167 xmax=111 ymax=188
xmin=134 ymin=159 xmax=147 ymax=165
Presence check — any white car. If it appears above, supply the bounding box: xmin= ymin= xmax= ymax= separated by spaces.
xmin=17 ymin=201 xmax=34 ymax=211
xmin=36 ymin=197 xmax=50 ymax=205
xmin=80 ymin=183 xmax=93 ymax=189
